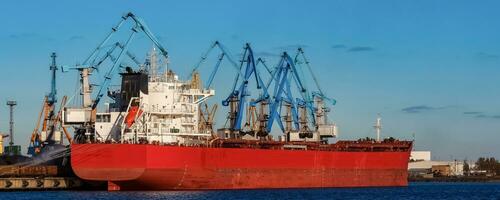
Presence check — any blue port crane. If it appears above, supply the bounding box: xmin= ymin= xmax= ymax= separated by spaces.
xmin=265 ymin=52 xmax=307 ymax=134
xmin=188 ymin=42 xmax=270 ymax=136
xmin=263 ymin=48 xmax=337 ymax=138
xmin=206 ymin=53 xmax=225 ymax=89
xmin=29 ymin=53 xmax=73 ymax=155
xmin=294 ymin=48 xmax=336 ymax=107
xmin=293 ymin=48 xmax=336 ymax=128
xmin=75 ymin=12 xmax=169 ymax=110
xmin=311 ymin=91 xmax=336 ymax=107
xmin=29 ymin=53 xmax=59 ymax=155
xmin=48 ymin=53 xmax=58 ymax=105
xmin=64 ymin=12 xmax=172 ymax=143
xmin=250 ymin=58 xmax=275 ymax=106
xmin=82 ymin=13 xmax=168 ymax=67
xmin=221 ymin=43 xmax=270 ymax=132
xmin=238 ymin=56 xmax=297 ymax=135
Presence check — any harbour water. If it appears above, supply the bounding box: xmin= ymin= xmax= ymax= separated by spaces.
xmin=0 ymin=182 xmax=499 ymax=199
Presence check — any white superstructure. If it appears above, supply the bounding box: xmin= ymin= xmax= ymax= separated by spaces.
xmin=95 ymin=71 xmax=214 ymax=145
xmin=91 ymin=48 xmax=214 ymax=145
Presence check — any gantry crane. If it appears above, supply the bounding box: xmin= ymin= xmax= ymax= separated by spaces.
xmin=189 ymin=42 xmax=269 ymax=138
xmin=190 ymin=43 xmax=336 ymax=140
xmin=262 ymin=48 xmax=337 ymax=140
xmin=293 ymin=48 xmax=337 ymax=139
xmin=221 ymin=43 xmax=270 ymax=137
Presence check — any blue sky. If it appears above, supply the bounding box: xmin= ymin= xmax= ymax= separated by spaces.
xmin=1 ymin=0 xmax=499 ymax=160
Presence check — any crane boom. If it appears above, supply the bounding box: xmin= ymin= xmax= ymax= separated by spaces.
xmin=79 ymin=12 xmax=170 ymax=110
xmin=92 ymin=27 xmax=137 ymax=109
xmin=82 ymin=14 xmax=129 ymax=65
xmin=266 ymin=55 xmax=291 ymax=133
xmin=189 ymin=41 xmax=244 ymax=83
xmin=296 ymin=48 xmax=324 ymax=96
xmin=205 ymin=53 xmax=225 ymax=89
xmin=127 ymin=13 xmax=168 ymax=59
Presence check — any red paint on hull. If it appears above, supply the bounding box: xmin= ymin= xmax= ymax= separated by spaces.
xmin=71 ymin=143 xmax=411 ymax=190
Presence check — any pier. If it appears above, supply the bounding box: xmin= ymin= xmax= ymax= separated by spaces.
xmin=0 ymin=177 xmax=81 ymax=190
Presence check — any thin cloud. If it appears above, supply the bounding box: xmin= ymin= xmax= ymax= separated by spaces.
xmin=477 ymin=52 xmax=499 ymax=59
xmin=68 ymin=35 xmax=85 ymax=41
xmin=401 ymin=105 xmax=451 ymax=113
xmin=347 ymin=46 xmax=374 ymax=52
xmin=463 ymin=111 xmax=483 ymax=115
xmin=475 ymin=114 xmax=500 ymax=119
xmin=273 ymin=44 xmax=309 ymax=51
xmin=461 ymin=110 xmax=500 ymax=119
xmin=332 ymin=44 xmax=347 ymax=49
xmin=402 ymin=105 xmax=434 ymax=113
xmin=9 ymin=33 xmax=38 ymax=39
xmin=8 ymin=33 xmax=54 ymax=41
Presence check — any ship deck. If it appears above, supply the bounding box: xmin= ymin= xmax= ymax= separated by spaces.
xmin=90 ymin=138 xmax=412 ymax=153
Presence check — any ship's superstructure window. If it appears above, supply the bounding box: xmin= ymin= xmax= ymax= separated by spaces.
xmin=96 ymin=114 xmax=111 ymax=123
xmin=170 ymin=128 xmax=180 ymax=133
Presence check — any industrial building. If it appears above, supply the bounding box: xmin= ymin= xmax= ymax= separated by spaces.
xmin=408 ymin=150 xmax=467 ymax=177
xmin=409 ymin=160 xmax=465 ymax=177
xmin=410 ymin=151 xmax=431 ymax=161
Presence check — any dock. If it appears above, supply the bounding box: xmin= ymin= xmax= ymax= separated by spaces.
xmin=0 ymin=177 xmax=81 ymax=190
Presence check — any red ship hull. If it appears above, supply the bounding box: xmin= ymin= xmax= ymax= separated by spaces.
xmin=71 ymin=142 xmax=411 ymax=191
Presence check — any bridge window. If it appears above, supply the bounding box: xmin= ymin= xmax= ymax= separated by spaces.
xmin=96 ymin=114 xmax=111 ymax=122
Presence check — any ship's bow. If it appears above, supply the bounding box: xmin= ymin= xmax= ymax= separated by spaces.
xmin=71 ymin=144 xmax=146 ymax=182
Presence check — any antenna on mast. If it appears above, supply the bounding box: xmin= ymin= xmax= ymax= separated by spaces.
xmin=373 ymin=113 xmax=382 ymax=142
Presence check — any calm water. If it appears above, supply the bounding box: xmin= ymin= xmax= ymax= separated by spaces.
xmin=1 ymin=182 xmax=499 ymax=200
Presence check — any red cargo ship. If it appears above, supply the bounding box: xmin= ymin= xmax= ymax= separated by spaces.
xmin=67 ymin=48 xmax=413 ymax=191
xmin=64 ymin=13 xmax=412 ymax=191
xmin=71 ymin=140 xmax=412 ymax=191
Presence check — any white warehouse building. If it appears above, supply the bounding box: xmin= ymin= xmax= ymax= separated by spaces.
xmin=410 ymin=151 xmax=431 ymax=161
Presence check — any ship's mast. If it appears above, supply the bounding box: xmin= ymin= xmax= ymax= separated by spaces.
xmin=150 ymin=47 xmax=158 ymax=81
xmin=374 ymin=114 xmax=382 ymax=142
